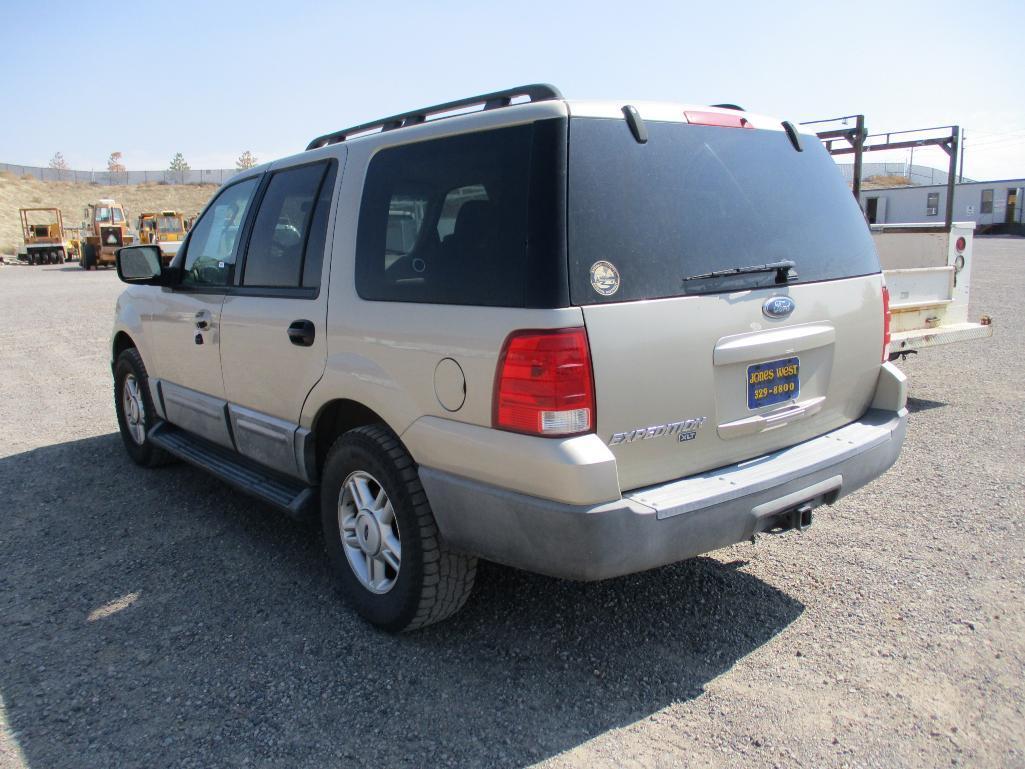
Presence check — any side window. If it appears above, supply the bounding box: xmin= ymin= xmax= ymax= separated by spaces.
xmin=181 ymin=177 xmax=259 ymax=287
xmin=981 ymin=189 xmax=993 ymax=214
xmin=926 ymin=192 xmax=939 ymax=217
xmin=355 ymin=125 xmax=533 ymax=306
xmin=242 ymin=164 xmax=327 ymax=288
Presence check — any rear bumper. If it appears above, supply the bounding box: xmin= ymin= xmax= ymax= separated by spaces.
xmin=420 ymin=407 xmax=907 ymax=581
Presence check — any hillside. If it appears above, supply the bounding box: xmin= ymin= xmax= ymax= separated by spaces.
xmin=0 ymin=172 xmax=218 ymax=255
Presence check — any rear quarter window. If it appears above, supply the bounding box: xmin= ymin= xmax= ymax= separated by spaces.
xmin=355 ymin=120 xmax=567 ymax=308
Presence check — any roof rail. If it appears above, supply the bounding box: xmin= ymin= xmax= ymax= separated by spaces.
xmin=306 ymin=83 xmax=563 ymax=151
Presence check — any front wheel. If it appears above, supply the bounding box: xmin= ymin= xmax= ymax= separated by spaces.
xmin=113 ymin=348 xmax=168 ymax=467
xmin=321 ymin=425 xmax=477 ymax=632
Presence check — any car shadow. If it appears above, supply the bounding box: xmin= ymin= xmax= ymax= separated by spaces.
xmin=906 ymin=396 xmax=947 ymax=413
xmin=0 ymin=434 xmax=803 ymax=769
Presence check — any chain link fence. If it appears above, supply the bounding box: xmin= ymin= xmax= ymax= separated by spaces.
xmin=0 ymin=163 xmax=238 ymax=185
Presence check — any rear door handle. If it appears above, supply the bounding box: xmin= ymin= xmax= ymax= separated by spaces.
xmin=287 ymin=319 xmax=315 ymax=347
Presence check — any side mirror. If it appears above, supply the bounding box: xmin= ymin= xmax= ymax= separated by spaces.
xmin=116 ymin=245 xmax=163 ymax=284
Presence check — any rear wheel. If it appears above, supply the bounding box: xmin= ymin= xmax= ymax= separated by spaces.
xmin=321 ymin=424 xmax=477 ymax=632
xmin=81 ymin=243 xmax=96 ymax=270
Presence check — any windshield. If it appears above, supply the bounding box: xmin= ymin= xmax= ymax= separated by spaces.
xmin=95 ymin=207 xmax=111 ymax=223
xmin=567 ymin=118 xmax=879 ymax=303
xmin=157 ymin=215 xmax=183 ymax=233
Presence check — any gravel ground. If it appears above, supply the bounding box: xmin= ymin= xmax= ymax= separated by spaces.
xmin=0 ymin=242 xmax=1022 ymax=769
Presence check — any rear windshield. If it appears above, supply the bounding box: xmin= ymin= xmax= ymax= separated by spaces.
xmin=567 ymin=118 xmax=879 ymax=304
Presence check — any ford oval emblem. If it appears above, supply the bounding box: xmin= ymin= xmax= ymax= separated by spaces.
xmin=762 ymin=296 xmax=795 ymax=319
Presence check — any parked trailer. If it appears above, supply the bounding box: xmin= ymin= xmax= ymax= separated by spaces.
xmin=803 ymin=115 xmax=993 ymax=356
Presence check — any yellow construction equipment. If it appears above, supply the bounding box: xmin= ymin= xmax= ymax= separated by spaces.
xmin=137 ymin=210 xmax=187 ymax=264
xmin=80 ymin=198 xmax=133 ymax=270
xmin=17 ymin=208 xmax=77 ymax=265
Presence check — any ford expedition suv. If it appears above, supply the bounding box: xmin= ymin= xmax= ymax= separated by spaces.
xmin=111 ymin=84 xmax=907 ymax=632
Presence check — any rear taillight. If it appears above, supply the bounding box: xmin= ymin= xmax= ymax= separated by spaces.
xmin=955 ymin=236 xmax=966 ymax=252
xmin=881 ymin=284 xmax=892 ymax=362
xmin=493 ymin=328 xmax=595 ymax=437
xmin=684 ymin=110 xmax=753 ymax=129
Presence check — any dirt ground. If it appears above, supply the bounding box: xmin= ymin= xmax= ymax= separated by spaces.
xmin=0 ymin=240 xmax=1022 ymax=769
xmin=0 ymin=173 xmax=217 ymax=256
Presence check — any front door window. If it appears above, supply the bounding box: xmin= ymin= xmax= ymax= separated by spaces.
xmin=181 ymin=177 xmax=260 ymax=287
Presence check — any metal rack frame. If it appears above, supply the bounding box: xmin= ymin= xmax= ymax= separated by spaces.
xmin=802 ymin=115 xmax=962 ymax=229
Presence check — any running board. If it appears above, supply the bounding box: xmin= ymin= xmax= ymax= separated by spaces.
xmin=149 ymin=422 xmax=316 ymax=519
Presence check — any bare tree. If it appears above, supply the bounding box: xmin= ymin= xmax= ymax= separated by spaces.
xmin=236 ymin=150 xmax=258 ymax=170
xmin=168 ymin=153 xmax=191 ymax=184
xmin=49 ymin=152 xmax=69 ymax=180
xmin=107 ymin=151 xmax=126 ymax=184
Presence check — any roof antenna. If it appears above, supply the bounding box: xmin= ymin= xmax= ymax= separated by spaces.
xmin=622 ymin=105 xmax=648 ymax=144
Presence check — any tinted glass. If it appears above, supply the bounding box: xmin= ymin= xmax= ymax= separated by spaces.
xmin=182 ymin=177 xmax=259 ymax=287
xmin=437 ymin=184 xmax=488 ymax=239
xmin=243 ymin=164 xmax=326 ymax=287
xmin=567 ymin=119 xmax=880 ymax=304
xmin=302 ymin=163 xmax=337 ymax=288
xmin=355 ymin=125 xmax=533 ymax=306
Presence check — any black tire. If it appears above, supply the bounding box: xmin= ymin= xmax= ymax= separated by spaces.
xmin=81 ymin=243 xmax=96 ymax=270
xmin=321 ymin=424 xmax=477 ymax=632
xmin=113 ymin=348 xmax=169 ymax=468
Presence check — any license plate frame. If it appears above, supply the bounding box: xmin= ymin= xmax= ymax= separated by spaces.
xmin=747 ymin=356 xmax=800 ymax=410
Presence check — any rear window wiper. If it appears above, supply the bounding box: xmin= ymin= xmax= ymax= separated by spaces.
xmin=682 ymin=259 xmax=797 ymax=285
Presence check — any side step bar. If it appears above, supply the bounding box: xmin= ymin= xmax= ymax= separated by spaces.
xmin=149 ymin=421 xmax=316 ymax=519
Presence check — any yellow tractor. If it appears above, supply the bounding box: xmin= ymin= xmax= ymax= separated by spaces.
xmin=137 ymin=210 xmax=187 ymax=264
xmin=17 ymin=208 xmax=77 ymax=265
xmin=80 ymin=198 xmax=133 ymax=270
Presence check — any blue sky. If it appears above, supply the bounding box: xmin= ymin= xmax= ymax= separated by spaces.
xmin=1 ymin=0 xmax=1022 ymax=179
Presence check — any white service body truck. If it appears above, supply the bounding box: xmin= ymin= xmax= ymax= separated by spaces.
xmin=870 ymin=222 xmax=992 ymax=357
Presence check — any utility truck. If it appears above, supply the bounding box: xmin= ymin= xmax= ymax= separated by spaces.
xmin=804 ymin=117 xmax=992 ymax=357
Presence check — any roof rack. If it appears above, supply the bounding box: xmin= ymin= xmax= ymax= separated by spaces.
xmin=306 ymin=83 xmax=563 ymax=151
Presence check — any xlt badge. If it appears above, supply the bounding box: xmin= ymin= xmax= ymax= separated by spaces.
xmin=609 ymin=417 xmax=707 ymax=446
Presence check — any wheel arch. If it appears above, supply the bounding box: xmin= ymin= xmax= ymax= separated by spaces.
xmin=311 ymin=398 xmax=393 ymax=476
xmin=112 ymin=330 xmax=136 ymax=362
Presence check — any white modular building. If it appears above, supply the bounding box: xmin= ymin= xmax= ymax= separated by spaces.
xmin=857 ymin=178 xmax=1025 ymax=231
